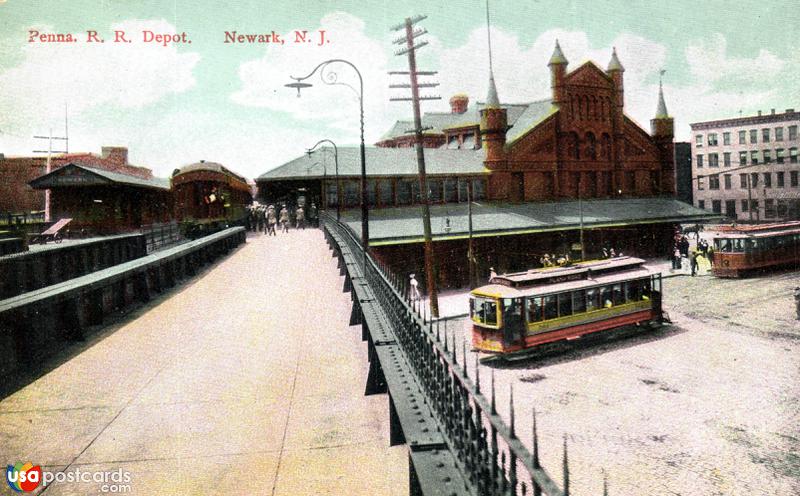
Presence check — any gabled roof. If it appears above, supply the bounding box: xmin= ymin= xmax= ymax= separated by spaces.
xmin=505 ymin=99 xmax=558 ymax=145
xmin=29 ymin=162 xmax=170 ymax=190
xmin=258 ymin=147 xmax=487 ymax=181
xmin=174 ymin=161 xmax=249 ymax=184
xmin=379 ymin=100 xmax=549 ymax=144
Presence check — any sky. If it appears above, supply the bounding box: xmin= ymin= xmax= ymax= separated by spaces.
xmin=0 ymin=0 xmax=798 ymax=180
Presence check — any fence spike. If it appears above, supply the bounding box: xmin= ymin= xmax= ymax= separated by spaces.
xmin=462 ymin=337 xmax=468 ymax=378
xmin=563 ymin=434 xmax=570 ymax=496
xmin=532 ymin=408 xmax=540 ymax=468
xmin=452 ymin=331 xmax=458 ymax=365
xmin=510 ymin=383 xmax=516 ymax=439
xmin=474 ymin=353 xmax=480 ymax=394
xmin=491 ymin=369 xmax=496 ymax=415
xmin=444 ymin=328 xmax=449 ymax=352
xmin=436 ymin=320 xmax=441 ymax=342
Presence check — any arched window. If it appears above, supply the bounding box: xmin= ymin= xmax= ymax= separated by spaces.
xmin=601 ymin=133 xmax=611 ymax=160
xmin=584 ymin=95 xmax=591 ymax=121
xmin=592 ymin=96 xmax=599 ymax=120
xmin=570 ymin=132 xmax=580 ymax=159
xmin=585 ymin=132 xmax=597 ymax=160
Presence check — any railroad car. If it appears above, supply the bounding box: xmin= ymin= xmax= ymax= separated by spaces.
xmin=171 ymin=160 xmax=252 ymax=223
xmin=711 ymin=221 xmax=800 ymax=277
xmin=469 ymin=257 xmax=663 ymax=354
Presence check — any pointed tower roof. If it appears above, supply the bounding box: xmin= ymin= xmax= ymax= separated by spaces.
xmin=655 ymin=79 xmax=669 ymax=118
xmin=548 ymin=40 xmax=568 ymax=66
xmin=486 ymin=73 xmax=500 ymax=109
xmin=607 ymin=47 xmax=624 ymax=72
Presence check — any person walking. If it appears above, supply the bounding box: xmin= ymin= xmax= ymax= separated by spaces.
xmin=295 ymin=206 xmax=305 ymax=230
xmin=267 ymin=206 xmax=277 ymax=236
xmin=673 ymin=245 xmax=681 ymax=270
xmin=409 ymin=273 xmax=422 ymax=301
xmin=690 ymin=251 xmax=699 ymax=276
xmin=308 ymin=203 xmax=318 ymax=228
xmin=279 ymin=205 xmax=290 ymax=233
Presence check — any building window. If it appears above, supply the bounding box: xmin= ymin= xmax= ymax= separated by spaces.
xmin=472 ymin=179 xmax=486 ymax=200
xmin=444 ymin=178 xmax=458 ymax=202
xmin=750 ymin=150 xmax=759 ymax=164
xmin=696 ymin=154 xmax=704 ymax=167
xmin=741 ymin=199 xmax=749 ymax=212
xmin=777 ymin=148 xmax=785 ymax=164
xmin=739 ymin=151 xmax=747 ymax=166
xmin=458 ymin=178 xmax=469 ymax=201
xmin=625 ymin=171 xmax=636 ymax=192
xmin=750 ymin=129 xmax=758 ymax=144
xmin=708 ymin=133 xmax=718 ymax=146
xmin=762 ymin=128 xmax=770 ymax=142
xmin=724 ymin=174 xmax=732 ymax=189
xmin=723 ymin=132 xmax=731 ymax=145
xmin=789 ymin=125 xmax=798 ymax=140
xmin=777 ymin=171 xmax=785 ymax=187
xmin=792 ymin=171 xmax=799 ymax=187
xmin=763 ymin=172 xmax=772 ymax=188
xmin=765 ymin=199 xmax=776 ymax=218
xmin=712 ymin=200 xmax=721 ymax=213
xmin=738 ymin=130 xmax=746 ymax=144
xmin=709 ymin=153 xmax=719 ymax=167
xmin=379 ymin=180 xmax=394 ymax=206
xmin=697 ymin=175 xmax=705 ymax=190
xmin=725 ymin=200 xmax=736 ymax=217
xmin=739 ymin=173 xmax=748 ymax=188
xmin=750 ymin=199 xmax=759 ymax=213
xmin=790 ymin=147 xmax=798 ymax=163
xmin=751 ymin=172 xmax=759 ymax=187
xmin=447 ymin=135 xmax=459 ymax=149
xmin=695 ymin=134 xmax=703 ymax=147
xmin=397 ymin=179 xmax=414 ymax=205
xmin=344 ymin=180 xmax=360 ymax=207
xmin=427 ymin=178 xmax=443 ymax=202
xmin=366 ymin=179 xmax=377 ymax=207
xmin=777 ymin=199 xmax=789 ymax=217
xmin=775 ymin=127 xmax=784 ymax=141
xmin=763 ymin=150 xmax=772 ymax=163
xmin=709 ymin=174 xmax=720 ymax=190
xmin=723 ymin=152 xmax=731 ymax=167
xmin=463 ymin=133 xmax=477 ymax=149
xmin=698 ymin=200 xmax=705 ymax=209
xmin=326 ymin=181 xmax=338 ymax=208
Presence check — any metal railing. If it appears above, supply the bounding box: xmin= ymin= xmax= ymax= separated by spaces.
xmin=323 ymin=213 xmax=606 ymax=496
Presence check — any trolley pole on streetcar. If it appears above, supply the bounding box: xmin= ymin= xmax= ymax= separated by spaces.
xmin=390 ymin=15 xmax=441 ymax=317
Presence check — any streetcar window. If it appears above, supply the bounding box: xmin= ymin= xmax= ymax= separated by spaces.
xmin=601 ymin=286 xmax=614 ymax=308
xmin=586 ymin=288 xmax=600 ymax=311
xmin=612 ymin=283 xmax=624 ymax=305
xmin=526 ymin=297 xmax=542 ymax=322
xmin=558 ymin=293 xmax=572 ymax=317
xmin=653 ymin=276 xmax=661 ymax=293
xmin=732 ymin=239 xmax=745 ymax=252
xmin=641 ymin=279 xmax=652 ymax=300
xmin=718 ymin=238 xmax=732 ymax=252
xmin=471 ymin=297 xmax=498 ymax=327
xmin=625 ymin=281 xmax=640 ymax=302
xmin=572 ymin=290 xmax=587 ymax=314
xmin=543 ymin=295 xmax=558 ymax=320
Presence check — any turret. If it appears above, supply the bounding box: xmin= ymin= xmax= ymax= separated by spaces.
xmin=650 ymin=75 xmax=676 ymax=194
xmin=548 ymin=40 xmax=568 ymax=106
xmin=480 ymin=74 xmax=507 ymax=168
xmin=607 ymin=48 xmax=624 ymax=118
xmin=650 ymin=76 xmax=674 ymax=138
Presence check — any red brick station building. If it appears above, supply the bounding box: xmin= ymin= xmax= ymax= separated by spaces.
xmin=258 ymin=42 xmax=716 ymax=288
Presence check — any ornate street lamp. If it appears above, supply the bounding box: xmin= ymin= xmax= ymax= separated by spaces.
xmin=306 ymin=139 xmax=340 ymax=221
xmin=287 ymin=60 xmax=368 ymax=266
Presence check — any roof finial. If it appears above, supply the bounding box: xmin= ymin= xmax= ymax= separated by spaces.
xmin=486 ymin=0 xmax=494 ymax=74
xmin=484 ymin=0 xmax=501 ymax=108
xmin=655 ymin=69 xmax=669 ymax=118
xmin=548 ymin=39 xmax=568 ymax=66
xmin=608 ymin=46 xmax=624 ymax=72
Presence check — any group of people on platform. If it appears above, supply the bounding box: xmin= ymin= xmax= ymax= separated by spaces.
xmin=246 ymin=203 xmax=318 ymax=235
xmin=672 ymin=230 xmax=714 ymax=276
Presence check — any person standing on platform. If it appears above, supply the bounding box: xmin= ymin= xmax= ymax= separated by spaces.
xmin=690 ymin=251 xmax=699 ymax=276
xmin=295 ymin=206 xmax=305 ymax=230
xmin=673 ymin=246 xmax=682 ymax=270
xmin=267 ymin=206 xmax=277 ymax=236
xmin=279 ymin=205 xmax=290 ymax=233
xmin=309 ymin=203 xmax=318 ymax=228
xmin=409 ymin=273 xmax=421 ymax=302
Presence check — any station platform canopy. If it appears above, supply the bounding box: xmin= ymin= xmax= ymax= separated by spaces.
xmin=339 ymin=197 xmax=720 ymax=246
xmin=30 ymin=162 xmax=170 ymax=190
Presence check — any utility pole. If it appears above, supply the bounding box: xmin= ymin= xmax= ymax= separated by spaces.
xmin=467 ymin=181 xmax=476 ymax=289
xmin=390 ymin=15 xmax=442 ymax=317
xmin=33 ymin=128 xmax=68 ymax=222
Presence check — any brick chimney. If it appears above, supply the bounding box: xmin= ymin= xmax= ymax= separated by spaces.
xmin=449 ymin=94 xmax=469 ymax=114
xmin=101 ymin=146 xmax=129 ymax=164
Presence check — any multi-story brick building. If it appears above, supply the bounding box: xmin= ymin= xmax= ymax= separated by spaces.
xmin=691 ymin=108 xmax=800 ymax=222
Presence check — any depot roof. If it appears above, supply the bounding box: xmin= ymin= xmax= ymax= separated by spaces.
xmin=29 ymin=162 xmax=170 ymax=190
xmin=257 ymin=147 xmax=487 ymax=181
xmin=336 ymin=197 xmax=720 ymax=246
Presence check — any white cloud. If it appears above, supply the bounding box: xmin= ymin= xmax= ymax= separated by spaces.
xmin=0 ymin=19 xmax=200 ymax=141
xmin=231 ymin=12 xmax=404 ymax=145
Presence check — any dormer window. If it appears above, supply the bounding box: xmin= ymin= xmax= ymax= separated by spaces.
xmin=447 ymin=135 xmax=459 ymax=149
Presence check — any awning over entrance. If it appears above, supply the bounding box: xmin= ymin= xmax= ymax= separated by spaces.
xmin=340 ymin=197 xmax=721 ymax=246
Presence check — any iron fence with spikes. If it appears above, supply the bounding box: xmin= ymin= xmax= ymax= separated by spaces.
xmin=322 ymin=213 xmax=611 ymax=495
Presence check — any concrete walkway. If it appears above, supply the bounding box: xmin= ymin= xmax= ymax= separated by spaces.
xmin=0 ymin=229 xmax=407 ymax=495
